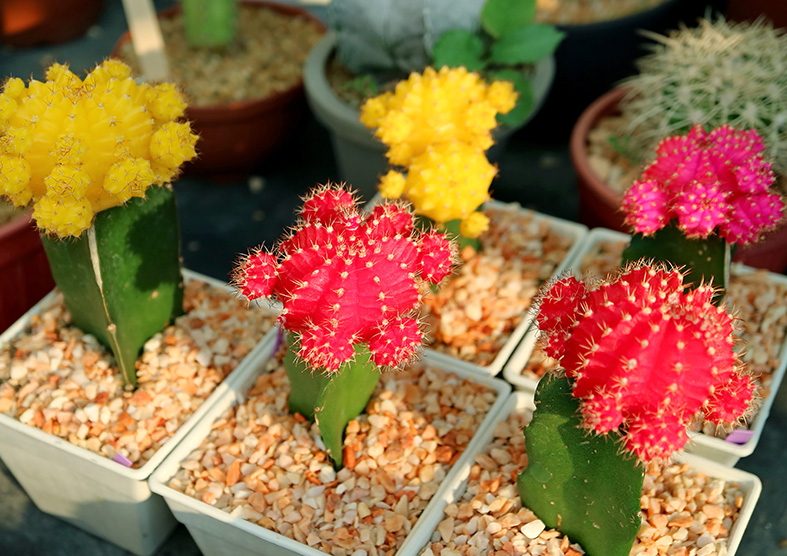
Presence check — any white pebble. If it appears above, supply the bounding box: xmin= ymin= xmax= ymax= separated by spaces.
xmin=522 ymin=519 xmax=546 ymax=539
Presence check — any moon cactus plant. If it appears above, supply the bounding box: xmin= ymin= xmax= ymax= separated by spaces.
xmin=360 ymin=66 xmax=517 ymax=241
xmin=0 ymin=60 xmax=198 ymax=386
xmin=232 ymin=184 xmax=455 ymax=467
xmin=518 ymin=262 xmax=756 ymax=556
xmin=620 ymin=125 xmax=784 ymax=300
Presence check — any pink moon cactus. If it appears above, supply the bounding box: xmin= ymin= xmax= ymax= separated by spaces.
xmin=233 ymin=185 xmax=455 ymax=373
xmin=536 ymin=263 xmax=756 ymax=462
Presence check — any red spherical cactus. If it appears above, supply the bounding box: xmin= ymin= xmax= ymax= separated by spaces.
xmin=622 ymin=125 xmax=783 ymax=245
xmin=535 ymin=263 xmax=755 ymax=462
xmin=233 ymin=184 xmax=455 ymax=373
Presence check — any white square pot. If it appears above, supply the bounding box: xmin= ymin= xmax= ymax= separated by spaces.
xmin=0 ymin=269 xmax=278 ymax=556
xmin=417 ymin=391 xmax=762 ymax=556
xmin=423 ymin=201 xmax=588 ymax=378
xmin=503 ymin=228 xmax=787 ymax=466
xmin=148 ymin=350 xmax=513 ymax=556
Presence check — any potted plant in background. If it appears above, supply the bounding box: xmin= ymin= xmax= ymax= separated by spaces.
xmin=0 ymin=60 xmax=277 ymax=555
xmin=115 ymin=0 xmax=326 ymax=177
xmin=360 ymin=66 xmax=587 ymax=374
xmin=146 ymin=183 xmax=511 ymax=556
xmin=571 ymin=16 xmax=787 ymax=272
xmin=422 ymin=262 xmax=762 ymax=556
xmin=303 ymin=0 xmax=561 ymax=200
xmin=1 ymin=0 xmax=104 ymax=47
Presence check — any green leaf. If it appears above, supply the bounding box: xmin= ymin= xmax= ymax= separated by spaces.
xmin=432 ymin=29 xmax=486 ymax=71
xmin=41 ymin=186 xmax=183 ymax=387
xmin=284 ymin=336 xmax=380 ymax=468
xmin=621 ymin=221 xmax=730 ymax=304
xmin=518 ymin=375 xmax=644 ymax=556
xmin=489 ymin=24 xmax=565 ymax=65
xmin=488 ymin=69 xmax=534 ymax=128
xmin=481 ymin=0 xmax=536 ymax=39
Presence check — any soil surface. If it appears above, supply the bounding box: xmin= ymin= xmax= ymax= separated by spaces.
xmin=119 ymin=4 xmax=324 ymax=107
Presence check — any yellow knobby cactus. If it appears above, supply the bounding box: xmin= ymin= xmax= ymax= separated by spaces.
xmin=0 ymin=60 xmax=198 ymax=238
xmin=385 ymin=142 xmax=496 ymax=238
xmin=360 ymin=66 xmax=517 ymax=167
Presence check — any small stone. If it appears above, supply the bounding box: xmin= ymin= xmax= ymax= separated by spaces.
xmin=521 ymin=519 xmax=545 ymax=539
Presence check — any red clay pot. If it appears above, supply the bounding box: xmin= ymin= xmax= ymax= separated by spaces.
xmin=113 ymin=1 xmax=326 ymax=177
xmin=0 ymin=214 xmax=55 ymax=333
xmin=570 ymin=87 xmax=787 ymax=274
xmin=1 ymin=0 xmax=103 ymax=47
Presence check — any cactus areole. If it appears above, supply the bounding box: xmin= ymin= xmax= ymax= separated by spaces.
xmin=233 ymin=184 xmax=454 ymax=466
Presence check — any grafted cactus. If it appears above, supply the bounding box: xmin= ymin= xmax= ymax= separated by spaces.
xmin=0 ymin=60 xmax=197 ymax=387
xmin=233 ymin=184 xmax=455 ymax=467
xmin=327 ymin=0 xmax=485 ymax=77
xmin=519 ymin=262 xmax=756 ymax=556
xmin=620 ymin=125 xmax=784 ymax=299
xmin=361 ymin=66 xmax=516 ymax=239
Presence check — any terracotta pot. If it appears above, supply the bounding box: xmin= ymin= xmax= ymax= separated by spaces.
xmin=1 ymin=0 xmax=103 ymax=47
xmin=0 ymin=214 xmax=54 ymax=333
xmin=113 ymin=1 xmax=326 ymax=177
xmin=570 ymin=87 xmax=787 ymax=273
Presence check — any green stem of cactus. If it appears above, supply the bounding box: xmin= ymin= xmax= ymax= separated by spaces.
xmin=517 ymin=375 xmax=644 ymax=556
xmin=621 ymin=221 xmax=730 ymax=304
xmin=284 ymin=335 xmax=380 ymax=469
xmin=183 ymin=0 xmax=238 ymax=49
xmin=40 ymin=186 xmax=184 ymax=388
xmin=415 ymin=215 xmax=481 ymax=253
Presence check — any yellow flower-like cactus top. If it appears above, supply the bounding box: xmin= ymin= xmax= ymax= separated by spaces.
xmin=0 ymin=59 xmax=198 ymax=238
xmin=361 ymin=67 xmax=517 ymax=239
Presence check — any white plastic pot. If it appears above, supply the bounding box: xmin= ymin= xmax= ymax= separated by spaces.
xmin=303 ymin=32 xmax=557 ymax=201
xmin=0 ymin=270 xmax=278 ymax=556
xmin=148 ymin=350 xmax=512 ymax=556
xmin=416 ymin=391 xmax=762 ymax=556
xmin=503 ymin=228 xmax=787 ymax=466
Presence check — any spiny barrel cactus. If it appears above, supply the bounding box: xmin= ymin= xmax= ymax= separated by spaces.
xmin=361 ymin=66 xmax=516 ymax=239
xmin=536 ymin=263 xmax=755 ymax=461
xmin=620 ymin=125 xmax=783 ymax=299
xmin=233 ymin=184 xmax=455 ymax=467
xmin=620 ymin=17 xmax=787 ymax=175
xmin=519 ymin=262 xmax=755 ymax=556
xmin=0 ymin=60 xmax=198 ymax=387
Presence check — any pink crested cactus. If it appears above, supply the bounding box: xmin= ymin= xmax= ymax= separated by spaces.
xmin=536 ymin=263 xmax=755 ymax=462
xmin=621 ymin=125 xmax=784 ymax=244
xmin=233 ymin=185 xmax=455 ymax=373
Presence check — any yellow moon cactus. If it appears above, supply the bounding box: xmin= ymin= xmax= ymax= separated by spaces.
xmin=0 ymin=59 xmax=198 ymax=238
xmin=361 ymin=66 xmax=516 ymax=239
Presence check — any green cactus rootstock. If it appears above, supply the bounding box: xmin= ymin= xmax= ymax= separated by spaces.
xmin=183 ymin=0 xmax=238 ymax=48
xmin=41 ymin=186 xmax=184 ymax=388
xmin=622 ymin=221 xmax=730 ymax=303
xmin=517 ymin=375 xmax=644 ymax=556
xmin=284 ymin=337 xmax=380 ymax=469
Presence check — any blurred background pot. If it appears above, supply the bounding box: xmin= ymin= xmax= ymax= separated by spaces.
xmin=114 ymin=1 xmax=325 ymax=178
xmin=0 ymin=212 xmax=54 ymax=334
xmin=1 ymin=0 xmax=103 ymax=47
